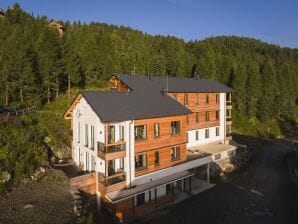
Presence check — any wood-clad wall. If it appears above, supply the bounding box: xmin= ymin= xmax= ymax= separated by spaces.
xmin=134 ymin=115 xmax=187 ymax=176
xmin=167 ymin=92 xmax=220 ymax=130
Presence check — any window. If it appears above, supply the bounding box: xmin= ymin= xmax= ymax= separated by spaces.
xmin=77 ymin=122 xmax=80 ymax=143
xmin=154 ymin=123 xmax=160 ymax=138
xmin=135 ymin=154 xmax=147 ymax=170
xmin=216 ymin=94 xmax=220 ymax=104
xmin=171 ymin=146 xmax=180 ymax=161
xmin=119 ymin=157 xmax=124 ymax=169
xmin=205 ymin=129 xmax=209 ymax=138
xmin=214 ymin=153 xmax=221 ymax=161
xmin=196 ymin=112 xmax=199 ymax=123
xmin=173 ymin=94 xmax=178 ymax=101
xmin=227 ymin=109 xmax=231 ymax=118
xmin=171 ymin=121 xmax=180 ymax=135
xmin=184 ymin=93 xmax=189 ymax=105
xmin=136 ymin=193 xmax=145 ymax=206
xmin=186 ymin=133 xmax=189 ymax=142
xmin=196 ymin=131 xmax=199 ymax=141
xmin=85 ymin=124 xmax=88 ymax=146
xmin=206 ymin=94 xmax=209 ymax=104
xmin=166 ymin=184 xmax=172 ymax=195
xmin=148 ymin=191 xmax=152 ymax=202
xmin=216 ymin=127 xmax=219 ymax=136
xmin=196 ymin=94 xmax=199 ymax=105
xmin=119 ymin=125 xmax=125 ymax=141
xmin=135 ymin=125 xmax=147 ymax=141
xmin=154 ymin=151 xmax=160 ymax=166
xmin=90 ymin=125 xmax=94 ymax=149
xmin=216 ymin=111 xmax=220 ymax=120
xmin=186 ymin=115 xmax=189 ymax=124
xmin=205 ymin=111 xmax=209 ymax=121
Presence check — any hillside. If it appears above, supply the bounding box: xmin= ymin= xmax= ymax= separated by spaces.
xmin=0 ymin=4 xmax=297 ymax=192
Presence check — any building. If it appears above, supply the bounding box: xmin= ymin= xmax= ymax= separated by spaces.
xmin=49 ymin=21 xmax=64 ymax=36
xmin=64 ymin=74 xmax=235 ymax=222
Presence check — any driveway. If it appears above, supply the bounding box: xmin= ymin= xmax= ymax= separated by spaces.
xmin=142 ymin=139 xmax=298 ymax=224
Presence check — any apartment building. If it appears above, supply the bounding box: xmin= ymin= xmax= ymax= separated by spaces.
xmin=64 ymin=74 xmax=235 ymax=222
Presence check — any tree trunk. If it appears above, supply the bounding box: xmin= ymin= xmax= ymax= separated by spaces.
xmin=68 ymin=74 xmax=71 ymax=98
xmin=47 ymin=84 xmax=50 ymax=104
xmin=56 ymin=77 xmax=59 ymax=99
xmin=5 ymin=85 xmax=8 ymax=106
xmin=20 ymin=87 xmax=23 ymax=103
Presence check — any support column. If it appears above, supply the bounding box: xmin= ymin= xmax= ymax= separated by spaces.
xmin=155 ymin=188 xmax=157 ymax=208
xmin=189 ymin=176 xmax=192 ymax=195
xmin=207 ymin=163 xmax=210 ymax=183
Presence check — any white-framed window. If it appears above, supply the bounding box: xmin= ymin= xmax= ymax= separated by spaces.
xmin=119 ymin=157 xmax=124 ymax=169
xmin=135 ymin=125 xmax=147 ymax=141
xmin=205 ymin=129 xmax=209 ymax=138
xmin=196 ymin=130 xmax=199 ymax=141
xmin=119 ymin=125 xmax=125 ymax=141
xmin=85 ymin=124 xmax=89 ymax=146
xmin=136 ymin=193 xmax=145 ymax=206
xmin=90 ymin=125 xmax=94 ymax=149
xmin=77 ymin=121 xmax=80 ymax=143
xmin=216 ymin=127 xmax=219 ymax=136
xmin=154 ymin=123 xmax=160 ymax=138
xmin=171 ymin=146 xmax=180 ymax=161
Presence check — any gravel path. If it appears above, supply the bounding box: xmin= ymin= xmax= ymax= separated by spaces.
xmin=142 ymin=139 xmax=298 ymax=224
xmin=0 ymin=169 xmax=75 ymax=224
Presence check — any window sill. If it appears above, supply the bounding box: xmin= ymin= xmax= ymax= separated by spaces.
xmin=135 ymin=166 xmax=148 ymax=171
xmin=171 ymin=158 xmax=180 ymax=162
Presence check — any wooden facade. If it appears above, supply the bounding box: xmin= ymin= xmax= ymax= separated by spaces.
xmin=167 ymin=92 xmax=220 ymax=130
xmin=109 ymin=76 xmax=131 ymax=92
xmin=134 ymin=115 xmax=187 ymax=176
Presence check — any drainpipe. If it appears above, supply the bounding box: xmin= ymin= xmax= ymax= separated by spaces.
xmin=128 ymin=120 xmax=133 ymax=188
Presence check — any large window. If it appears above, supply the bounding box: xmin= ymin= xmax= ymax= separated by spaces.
xmin=171 ymin=121 xmax=180 ymax=135
xmin=119 ymin=125 xmax=125 ymax=141
xmin=77 ymin=122 xmax=80 ymax=143
xmin=206 ymin=94 xmax=209 ymax=104
xmin=196 ymin=130 xmax=199 ymax=141
xmin=154 ymin=151 xmax=160 ymax=166
xmin=196 ymin=94 xmax=199 ymax=105
xmin=119 ymin=157 xmax=124 ymax=170
xmin=85 ymin=124 xmax=88 ymax=146
xmin=171 ymin=146 xmax=180 ymax=161
xmin=135 ymin=154 xmax=147 ymax=170
xmin=205 ymin=129 xmax=209 ymax=138
xmin=184 ymin=93 xmax=189 ymax=105
xmin=205 ymin=111 xmax=210 ymax=121
xmin=136 ymin=193 xmax=145 ymax=206
xmin=196 ymin=112 xmax=199 ymax=123
xmin=216 ymin=111 xmax=220 ymax=120
xmin=135 ymin=125 xmax=147 ymax=141
xmin=90 ymin=125 xmax=94 ymax=149
xmin=216 ymin=94 xmax=220 ymax=104
xmin=154 ymin=123 xmax=160 ymax=138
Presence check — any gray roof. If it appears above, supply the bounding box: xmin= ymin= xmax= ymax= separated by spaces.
xmin=117 ymin=74 xmax=234 ymax=93
xmin=81 ymin=91 xmax=191 ymax=122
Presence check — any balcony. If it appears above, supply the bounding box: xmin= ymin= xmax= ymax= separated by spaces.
xmin=97 ymin=141 xmax=126 ymax=160
xmin=98 ymin=171 xmax=126 ymax=193
xmin=226 ymin=117 xmax=232 ymax=124
xmin=226 ymin=101 xmax=232 ymax=109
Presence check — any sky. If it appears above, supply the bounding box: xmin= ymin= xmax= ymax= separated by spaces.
xmin=1 ymin=0 xmax=298 ymax=48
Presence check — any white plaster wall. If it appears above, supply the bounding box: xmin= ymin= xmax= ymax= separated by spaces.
xmin=187 ymin=126 xmax=223 ymax=148
xmin=220 ymin=93 xmax=226 ymax=144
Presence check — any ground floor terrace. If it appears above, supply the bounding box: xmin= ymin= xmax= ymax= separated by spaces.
xmin=101 ymin=170 xmax=215 ymax=223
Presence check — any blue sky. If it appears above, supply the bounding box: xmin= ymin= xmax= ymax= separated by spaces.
xmin=1 ymin=0 xmax=298 ymax=48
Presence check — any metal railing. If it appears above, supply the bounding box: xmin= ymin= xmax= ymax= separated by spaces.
xmin=226 ymin=117 xmax=232 ymax=122
xmin=98 ymin=172 xmax=126 ymax=186
xmin=226 ymin=101 xmax=232 ymax=106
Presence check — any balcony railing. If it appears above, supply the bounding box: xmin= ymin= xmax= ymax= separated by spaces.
xmin=226 ymin=117 xmax=232 ymax=122
xmin=97 ymin=141 xmax=126 ymax=154
xmin=98 ymin=172 xmax=126 ymax=186
xmin=226 ymin=101 xmax=232 ymax=106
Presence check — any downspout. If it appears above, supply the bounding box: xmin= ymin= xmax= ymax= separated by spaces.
xmin=128 ymin=120 xmax=133 ymax=188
